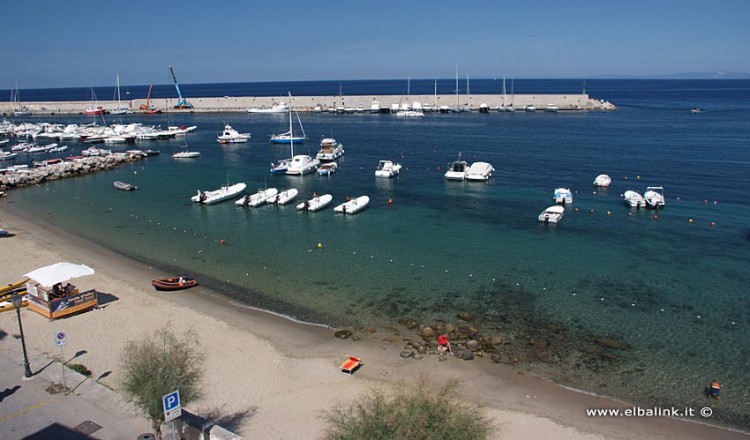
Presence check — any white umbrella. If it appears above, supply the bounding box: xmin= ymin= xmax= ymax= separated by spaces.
xmin=24 ymin=262 xmax=95 ymax=287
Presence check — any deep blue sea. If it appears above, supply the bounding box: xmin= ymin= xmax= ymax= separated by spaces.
xmin=3 ymin=79 xmax=750 ymax=428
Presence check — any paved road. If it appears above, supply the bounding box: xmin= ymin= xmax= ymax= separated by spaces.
xmin=0 ymin=327 xmax=152 ymax=440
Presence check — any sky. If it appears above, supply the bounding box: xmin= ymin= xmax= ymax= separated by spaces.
xmin=5 ymin=0 xmax=749 ymax=88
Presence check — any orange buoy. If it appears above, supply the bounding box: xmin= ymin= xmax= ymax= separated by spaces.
xmin=220 ymin=239 xmax=226 ymax=245
xmin=388 ymin=197 xmax=393 ymax=205
xmin=653 ymin=214 xmax=658 ymax=220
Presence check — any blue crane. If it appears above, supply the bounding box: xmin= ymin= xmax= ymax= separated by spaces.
xmin=169 ymin=65 xmax=193 ymax=109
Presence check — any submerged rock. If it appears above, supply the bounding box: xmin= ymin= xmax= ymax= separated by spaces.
xmin=334 ymin=329 xmax=353 ymax=339
xmin=456 ymin=311 xmax=475 ymax=322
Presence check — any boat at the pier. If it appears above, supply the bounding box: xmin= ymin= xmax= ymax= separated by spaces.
xmin=545 ymin=104 xmax=560 ymax=112
xmin=151 ymin=275 xmax=199 ymax=291
xmin=271 ymin=97 xmax=306 ymax=144
xmin=235 ymin=187 xmax=279 ymax=207
xmin=465 ymin=162 xmax=494 ymax=181
xmin=217 ymin=124 xmax=251 ymax=144
xmin=0 ymin=152 xmax=18 ymax=161
xmin=172 ymin=151 xmax=200 ymax=159
xmin=594 ymin=174 xmax=612 ymax=187
xmin=623 ymin=190 xmax=646 ymax=208
xmin=334 ymin=195 xmax=369 ymax=215
xmin=109 ymin=75 xmax=132 ymax=115
xmin=248 ymin=101 xmax=289 ymax=114
xmin=375 ymin=160 xmax=402 ymax=178
xmin=539 ymin=205 xmax=565 ymax=223
xmin=554 ymin=187 xmax=573 ymax=204
xmin=444 ymin=153 xmax=469 ymax=181
xmin=297 ymin=193 xmax=333 ymax=212
xmin=644 ymin=186 xmax=665 ymax=208
xmin=318 ymin=162 xmax=338 ymax=175
xmin=191 ymin=182 xmax=247 ymax=205
xmin=524 ymin=104 xmax=536 ymax=112
xmin=316 ymin=137 xmax=344 ymax=161
xmin=113 ymin=181 xmax=138 ymax=191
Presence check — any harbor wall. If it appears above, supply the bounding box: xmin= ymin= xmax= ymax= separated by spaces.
xmin=0 ymin=94 xmax=615 ymax=115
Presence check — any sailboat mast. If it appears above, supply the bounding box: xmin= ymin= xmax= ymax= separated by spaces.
xmin=288 ymin=92 xmax=294 ymax=157
xmin=434 ymin=79 xmax=437 ymax=109
xmin=116 ymin=75 xmax=122 ymax=107
xmin=455 ymin=65 xmax=459 ymax=109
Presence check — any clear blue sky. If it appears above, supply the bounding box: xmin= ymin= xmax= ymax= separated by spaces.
xmin=6 ymin=0 xmax=749 ymax=88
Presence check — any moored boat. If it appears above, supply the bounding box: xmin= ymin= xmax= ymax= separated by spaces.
xmin=270 ymin=188 xmax=299 ymax=205
xmin=235 ymin=187 xmax=279 ymax=207
xmin=114 ymin=181 xmax=138 ymax=191
xmin=593 ymin=174 xmax=612 ymax=187
xmin=286 ymin=155 xmax=320 ymax=175
xmin=217 ymin=124 xmax=251 ymax=144
xmin=151 ymin=275 xmax=199 ymax=291
xmin=316 ymin=138 xmax=344 ymax=161
xmin=644 ymin=186 xmax=665 ymax=209
xmin=554 ymin=187 xmax=573 ymax=204
xmin=172 ymin=151 xmax=200 ymax=158
xmin=334 ymin=195 xmax=370 ymax=215
xmin=623 ymin=190 xmax=646 ymax=208
xmin=296 ymin=193 xmax=333 ymax=212
xmin=375 ymin=160 xmax=402 ymax=178
xmin=191 ymin=182 xmax=247 ymax=204
xmin=465 ymin=162 xmax=494 ymax=181
xmin=444 ymin=153 xmax=469 ymax=181
xmin=248 ymin=101 xmax=289 ymax=113
xmin=318 ymin=162 xmax=338 ymax=175
xmin=539 ymin=205 xmax=565 ymax=223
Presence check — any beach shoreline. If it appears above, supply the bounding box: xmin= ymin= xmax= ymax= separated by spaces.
xmin=0 ymin=204 xmax=747 ymax=439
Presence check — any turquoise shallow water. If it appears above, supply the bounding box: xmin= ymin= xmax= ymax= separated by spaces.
xmin=4 ymin=80 xmax=750 ymax=427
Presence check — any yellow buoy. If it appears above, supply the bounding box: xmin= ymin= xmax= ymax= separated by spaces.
xmin=689 ymin=218 xmax=693 ymax=223
xmin=317 ymin=242 xmax=323 ymax=249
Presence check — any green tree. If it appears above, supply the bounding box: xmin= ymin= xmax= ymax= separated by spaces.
xmin=121 ymin=327 xmax=204 ymax=438
xmin=323 ymin=378 xmax=494 ymax=440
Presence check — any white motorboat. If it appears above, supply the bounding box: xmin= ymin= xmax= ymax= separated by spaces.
xmin=217 ymin=124 xmax=251 ymax=144
xmin=269 ymin=188 xmax=298 ymax=205
xmin=316 ymin=138 xmax=344 ymax=161
xmin=28 ymin=143 xmax=56 ymax=153
xmin=644 ymin=186 xmax=665 ymax=209
xmin=191 ymin=182 xmax=247 ymax=205
xmin=554 ymin=187 xmax=573 ymax=204
xmin=286 ymin=155 xmax=320 ymax=175
xmin=593 ymin=174 xmax=612 ymax=187
xmin=395 ymin=109 xmax=424 ymax=117
xmin=623 ymin=190 xmax=646 ymax=208
xmin=82 ymin=147 xmax=111 ymax=157
xmin=235 ymin=187 xmax=279 ymax=207
xmin=0 ymin=152 xmax=18 ymax=161
xmin=172 ymin=151 xmax=201 ymax=159
xmin=248 ymin=101 xmax=289 ymax=114
xmin=444 ymin=153 xmax=469 ymax=181
xmin=48 ymin=145 xmax=69 ymax=153
xmin=545 ymin=104 xmax=560 ymax=112
xmin=525 ymin=105 xmax=536 ymax=112
xmin=375 ymin=160 xmax=402 ymax=178
xmin=539 ymin=205 xmax=565 ymax=223
xmin=114 ymin=181 xmax=138 ymax=191
xmin=370 ymin=100 xmax=380 ymax=113
xmin=296 ymin=193 xmax=333 ymax=212
xmin=465 ymin=162 xmax=494 ymax=181
xmin=318 ymin=162 xmax=338 ymax=175
xmin=270 ymin=158 xmax=291 ymax=174
xmin=334 ymin=195 xmax=370 ymax=215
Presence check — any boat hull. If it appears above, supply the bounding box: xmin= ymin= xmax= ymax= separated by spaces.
xmin=151 ymin=276 xmax=199 ymax=291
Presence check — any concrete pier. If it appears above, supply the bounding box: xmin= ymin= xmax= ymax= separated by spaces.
xmin=0 ymin=94 xmax=615 ymax=115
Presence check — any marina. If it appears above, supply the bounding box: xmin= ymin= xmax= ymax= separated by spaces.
xmin=1 ymin=79 xmax=750 ymax=430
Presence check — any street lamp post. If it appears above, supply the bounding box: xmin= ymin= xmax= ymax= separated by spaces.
xmin=11 ymin=293 xmax=33 ymax=378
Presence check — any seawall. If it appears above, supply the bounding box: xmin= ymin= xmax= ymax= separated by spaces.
xmin=1 ymin=94 xmax=615 ymax=115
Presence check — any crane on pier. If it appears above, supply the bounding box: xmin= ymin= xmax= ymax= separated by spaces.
xmin=169 ymin=65 xmax=193 ymax=109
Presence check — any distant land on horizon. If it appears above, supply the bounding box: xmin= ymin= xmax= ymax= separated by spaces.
xmin=589 ymin=71 xmax=750 ymax=80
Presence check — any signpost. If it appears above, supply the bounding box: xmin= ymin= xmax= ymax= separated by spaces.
xmin=55 ymin=331 xmax=67 ymax=395
xmin=163 ymin=389 xmax=181 ymax=440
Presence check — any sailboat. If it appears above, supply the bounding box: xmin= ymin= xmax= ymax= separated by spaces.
xmin=109 ymin=75 xmax=132 ymax=115
xmin=270 ymin=96 xmax=306 ymax=144
xmin=497 ymin=77 xmax=515 ymax=112
xmin=10 ymin=83 xmax=30 ymax=116
xmin=83 ymin=84 xmax=106 ymax=116
xmin=451 ymin=65 xmax=468 ymax=113
xmin=396 ymin=76 xmax=424 ymax=117
xmin=270 ymin=93 xmax=319 ymax=175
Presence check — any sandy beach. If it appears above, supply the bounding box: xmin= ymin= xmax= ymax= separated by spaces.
xmin=0 ymin=204 xmax=746 ymax=440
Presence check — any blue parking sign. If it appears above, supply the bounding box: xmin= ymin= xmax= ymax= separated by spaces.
xmin=163 ymin=390 xmax=181 ymax=422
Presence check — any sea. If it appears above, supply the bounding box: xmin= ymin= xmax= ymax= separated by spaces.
xmin=3 ymin=79 xmax=750 ymax=429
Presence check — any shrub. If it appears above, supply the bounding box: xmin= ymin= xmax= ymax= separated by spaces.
xmin=323 ymin=378 xmax=494 ymax=440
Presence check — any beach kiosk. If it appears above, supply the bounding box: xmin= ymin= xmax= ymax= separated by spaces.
xmin=24 ymin=262 xmax=97 ymax=320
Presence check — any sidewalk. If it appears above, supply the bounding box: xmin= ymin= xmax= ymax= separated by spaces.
xmin=0 ymin=328 xmax=152 ymax=440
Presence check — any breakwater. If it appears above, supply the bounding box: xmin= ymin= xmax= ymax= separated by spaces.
xmin=0 ymin=152 xmax=147 ymax=192
xmin=0 ymin=93 xmax=615 ymax=115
